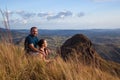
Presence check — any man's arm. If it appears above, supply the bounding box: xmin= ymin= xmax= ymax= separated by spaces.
xmin=29 ymin=44 xmax=40 ymax=52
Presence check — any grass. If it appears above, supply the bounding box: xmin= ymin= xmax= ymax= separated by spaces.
xmin=0 ymin=42 xmax=120 ymax=80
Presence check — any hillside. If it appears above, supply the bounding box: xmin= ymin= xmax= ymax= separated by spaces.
xmin=0 ymin=28 xmax=120 ymax=79
xmin=0 ymin=41 xmax=120 ymax=80
xmin=94 ymin=44 xmax=120 ymax=63
xmin=60 ymin=34 xmax=120 ymax=77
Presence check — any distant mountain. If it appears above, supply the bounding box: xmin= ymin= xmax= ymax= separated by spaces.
xmin=12 ymin=29 xmax=120 ymax=37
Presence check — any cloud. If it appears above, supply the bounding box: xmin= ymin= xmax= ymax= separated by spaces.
xmin=0 ymin=10 xmax=85 ymax=26
xmin=3 ymin=10 xmax=84 ymax=21
xmin=0 ymin=10 xmax=28 ymax=25
xmin=5 ymin=10 xmax=14 ymax=15
xmin=77 ymin=12 xmax=85 ymax=17
xmin=16 ymin=10 xmax=36 ymax=19
xmin=15 ymin=10 xmax=25 ymax=14
xmin=8 ymin=19 xmax=28 ymax=24
xmin=37 ymin=12 xmax=51 ymax=17
xmin=46 ymin=11 xmax=73 ymax=20
xmin=37 ymin=11 xmax=73 ymax=20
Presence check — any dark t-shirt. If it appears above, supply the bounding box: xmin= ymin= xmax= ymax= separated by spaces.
xmin=24 ymin=34 xmax=39 ymax=53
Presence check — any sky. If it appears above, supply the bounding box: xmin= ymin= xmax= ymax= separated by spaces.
xmin=0 ymin=0 xmax=120 ymax=29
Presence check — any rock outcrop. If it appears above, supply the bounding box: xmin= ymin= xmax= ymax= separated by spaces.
xmin=60 ymin=34 xmax=120 ymax=77
xmin=61 ymin=34 xmax=101 ymax=65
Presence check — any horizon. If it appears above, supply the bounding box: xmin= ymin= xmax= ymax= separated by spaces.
xmin=0 ymin=0 xmax=120 ymax=29
xmin=1 ymin=27 xmax=120 ymax=30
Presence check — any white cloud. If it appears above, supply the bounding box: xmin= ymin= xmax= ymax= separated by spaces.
xmin=16 ymin=10 xmax=36 ymax=19
xmin=7 ymin=19 xmax=28 ymax=24
xmin=0 ymin=10 xmax=87 ymax=29
xmin=38 ymin=12 xmax=52 ymax=18
xmin=15 ymin=10 xmax=24 ymax=14
xmin=47 ymin=11 xmax=73 ymax=20
xmin=77 ymin=12 xmax=85 ymax=17
xmin=37 ymin=11 xmax=73 ymax=20
xmin=5 ymin=10 xmax=14 ymax=16
xmin=1 ymin=10 xmax=84 ymax=22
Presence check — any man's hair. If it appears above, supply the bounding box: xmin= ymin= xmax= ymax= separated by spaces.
xmin=30 ymin=27 xmax=37 ymax=32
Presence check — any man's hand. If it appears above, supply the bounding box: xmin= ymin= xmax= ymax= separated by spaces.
xmin=29 ymin=44 xmax=39 ymax=52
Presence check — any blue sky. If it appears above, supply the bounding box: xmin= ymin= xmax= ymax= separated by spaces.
xmin=0 ymin=0 xmax=120 ymax=29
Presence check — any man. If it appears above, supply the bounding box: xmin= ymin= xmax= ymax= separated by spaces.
xmin=24 ymin=27 xmax=40 ymax=55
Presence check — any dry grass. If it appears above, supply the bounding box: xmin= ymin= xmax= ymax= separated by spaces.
xmin=0 ymin=42 xmax=120 ymax=80
xmin=0 ymin=8 xmax=12 ymax=43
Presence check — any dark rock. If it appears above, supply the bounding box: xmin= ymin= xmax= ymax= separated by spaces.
xmin=61 ymin=34 xmax=100 ymax=65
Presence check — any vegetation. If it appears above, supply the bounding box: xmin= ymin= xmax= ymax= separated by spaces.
xmin=0 ymin=42 xmax=120 ymax=80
